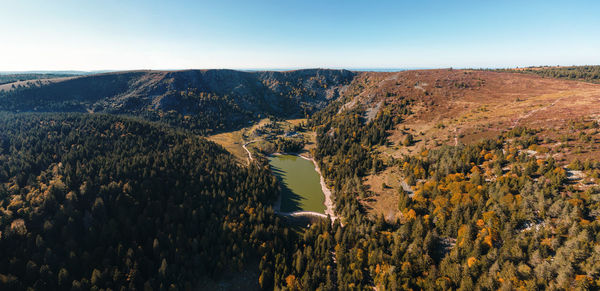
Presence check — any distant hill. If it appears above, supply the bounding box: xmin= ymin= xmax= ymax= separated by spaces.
xmin=0 ymin=73 xmax=77 ymax=86
xmin=0 ymin=69 xmax=355 ymax=134
xmin=2 ymin=67 xmax=598 ymax=138
xmin=0 ymin=70 xmax=93 ymax=75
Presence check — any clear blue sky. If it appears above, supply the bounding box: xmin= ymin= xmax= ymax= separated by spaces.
xmin=1 ymin=0 xmax=599 ymax=71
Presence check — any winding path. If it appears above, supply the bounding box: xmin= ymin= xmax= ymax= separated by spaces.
xmin=242 ymin=140 xmax=258 ymax=165
xmin=512 ymin=97 xmax=564 ymax=128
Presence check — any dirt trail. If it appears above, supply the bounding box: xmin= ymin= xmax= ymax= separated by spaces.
xmin=242 ymin=140 xmax=258 ymax=165
xmin=512 ymin=97 xmax=564 ymax=128
xmin=454 ymin=127 xmax=460 ymax=146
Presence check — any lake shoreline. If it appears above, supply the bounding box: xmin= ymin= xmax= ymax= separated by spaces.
xmin=270 ymin=152 xmax=337 ymax=221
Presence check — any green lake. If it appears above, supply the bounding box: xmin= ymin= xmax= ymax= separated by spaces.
xmin=268 ymin=154 xmax=326 ymax=214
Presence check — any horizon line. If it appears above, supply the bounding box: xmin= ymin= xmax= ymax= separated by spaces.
xmin=1 ymin=64 xmax=598 ymax=74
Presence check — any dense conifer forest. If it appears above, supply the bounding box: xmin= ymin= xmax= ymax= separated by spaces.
xmin=0 ymin=113 xmax=292 ymax=290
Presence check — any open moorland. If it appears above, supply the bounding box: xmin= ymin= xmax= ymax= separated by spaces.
xmin=334 ymin=69 xmax=600 ymax=218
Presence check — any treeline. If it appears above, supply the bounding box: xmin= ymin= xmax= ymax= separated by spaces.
xmin=0 ymin=113 xmax=291 ymax=290
xmin=498 ymin=66 xmax=600 ymax=84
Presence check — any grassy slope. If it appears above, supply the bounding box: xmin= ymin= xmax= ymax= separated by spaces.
xmin=334 ymin=69 xmax=600 ymax=218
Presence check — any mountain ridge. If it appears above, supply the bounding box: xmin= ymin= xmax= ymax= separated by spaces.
xmin=0 ymin=68 xmax=356 ymax=134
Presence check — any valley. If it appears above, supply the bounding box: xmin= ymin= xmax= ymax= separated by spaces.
xmin=4 ymin=1 xmax=599 ymax=290
xmin=1 ymin=67 xmax=600 ymax=290
xmin=0 ymin=69 xmax=354 ymax=135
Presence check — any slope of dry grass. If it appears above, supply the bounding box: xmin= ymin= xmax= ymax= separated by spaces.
xmin=351 ymin=70 xmax=600 ymax=218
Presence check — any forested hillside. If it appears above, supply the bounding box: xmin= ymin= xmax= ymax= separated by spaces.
xmin=497 ymin=66 xmax=600 ymax=84
xmin=0 ymin=69 xmax=355 ymax=134
xmin=0 ymin=113 xmax=290 ymax=290
xmin=271 ymin=98 xmax=600 ymax=289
